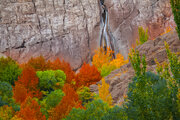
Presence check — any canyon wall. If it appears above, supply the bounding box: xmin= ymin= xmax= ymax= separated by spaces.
xmin=0 ymin=0 xmax=100 ymax=69
xmin=105 ymin=0 xmax=176 ymax=58
xmin=0 ymin=0 xmax=176 ymax=69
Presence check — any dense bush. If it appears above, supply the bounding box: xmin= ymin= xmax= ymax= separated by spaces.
xmin=40 ymin=89 xmax=64 ymax=118
xmin=0 ymin=81 xmax=13 ymax=106
xmin=77 ymin=86 xmax=92 ymax=104
xmin=126 ymin=72 xmax=172 ymax=120
xmin=37 ymin=70 xmax=66 ymax=92
xmin=0 ymin=105 xmax=14 ymax=120
xmin=170 ymin=0 xmax=180 ymax=39
xmin=65 ymin=99 xmax=110 ymax=120
xmin=0 ymin=57 xmax=21 ymax=85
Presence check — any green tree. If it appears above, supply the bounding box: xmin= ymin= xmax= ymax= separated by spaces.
xmin=102 ymin=106 xmax=127 ymax=120
xmin=126 ymin=72 xmax=172 ymax=120
xmin=0 ymin=57 xmax=21 ymax=85
xmin=0 ymin=81 xmax=13 ymax=106
xmin=136 ymin=27 xmax=149 ymax=45
xmin=0 ymin=81 xmax=19 ymax=111
xmin=64 ymin=99 xmax=110 ymax=120
xmin=155 ymin=42 xmax=180 ymax=119
xmin=37 ymin=70 xmax=66 ymax=93
xmin=127 ymin=47 xmax=180 ymax=119
xmin=77 ymin=86 xmax=92 ymax=104
xmin=40 ymin=89 xmax=64 ymax=118
xmin=170 ymin=0 xmax=180 ymax=39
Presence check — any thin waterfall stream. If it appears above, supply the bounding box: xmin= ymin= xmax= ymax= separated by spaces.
xmin=99 ymin=0 xmax=116 ymax=58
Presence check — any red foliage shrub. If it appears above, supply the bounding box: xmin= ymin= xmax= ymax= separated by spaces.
xmin=75 ymin=63 xmax=102 ymax=88
xmin=16 ymin=97 xmax=46 ymax=120
xmin=50 ymin=58 xmax=75 ymax=84
xmin=49 ymin=84 xmax=83 ymax=120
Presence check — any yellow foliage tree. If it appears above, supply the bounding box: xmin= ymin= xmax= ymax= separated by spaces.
xmin=92 ymin=47 xmax=113 ymax=70
xmin=98 ymin=78 xmax=113 ymax=106
xmin=92 ymin=47 xmax=128 ymax=77
xmin=0 ymin=105 xmax=14 ymax=120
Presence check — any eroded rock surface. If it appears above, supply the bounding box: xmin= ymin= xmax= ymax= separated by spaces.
xmin=104 ymin=0 xmax=176 ymax=58
xmin=90 ymin=31 xmax=180 ymax=104
xmin=0 ymin=0 xmax=100 ymax=69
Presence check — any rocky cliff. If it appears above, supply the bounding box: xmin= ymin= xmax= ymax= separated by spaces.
xmin=0 ymin=0 xmax=100 ymax=69
xmin=90 ymin=31 xmax=180 ymax=104
xmin=0 ymin=0 xmax=176 ymax=69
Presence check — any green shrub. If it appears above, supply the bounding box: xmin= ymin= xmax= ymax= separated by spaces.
xmin=0 ymin=57 xmax=21 ymax=85
xmin=100 ymin=64 xmax=116 ymax=77
xmin=40 ymin=89 xmax=64 ymax=118
xmin=170 ymin=0 xmax=180 ymax=39
xmin=102 ymin=106 xmax=127 ymax=120
xmin=136 ymin=27 xmax=149 ymax=45
xmin=64 ymin=99 xmax=110 ymax=120
xmin=77 ymin=86 xmax=92 ymax=104
xmin=0 ymin=81 xmax=13 ymax=106
xmin=37 ymin=70 xmax=66 ymax=92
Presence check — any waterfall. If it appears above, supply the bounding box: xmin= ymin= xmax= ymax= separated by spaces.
xmin=99 ymin=0 xmax=116 ymax=58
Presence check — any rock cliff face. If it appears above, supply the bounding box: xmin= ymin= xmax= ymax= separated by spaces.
xmin=90 ymin=31 xmax=180 ymax=104
xmin=0 ymin=0 xmax=176 ymax=69
xmin=0 ymin=0 xmax=100 ymax=69
xmin=104 ymin=0 xmax=176 ymax=58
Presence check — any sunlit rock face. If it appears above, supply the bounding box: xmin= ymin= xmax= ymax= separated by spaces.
xmin=0 ymin=0 xmax=100 ymax=69
xmin=104 ymin=0 xmax=175 ymax=58
xmin=0 ymin=0 xmax=175 ymax=69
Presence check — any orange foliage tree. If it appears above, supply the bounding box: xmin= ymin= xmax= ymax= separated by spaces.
xmin=49 ymin=84 xmax=83 ymax=120
xmin=13 ymin=83 xmax=29 ymax=104
xmin=22 ymin=56 xmax=51 ymax=71
xmin=16 ymin=97 xmax=46 ymax=120
xmin=75 ymin=63 xmax=102 ymax=88
xmin=50 ymin=58 xmax=75 ymax=84
xmin=13 ymin=66 xmax=42 ymax=104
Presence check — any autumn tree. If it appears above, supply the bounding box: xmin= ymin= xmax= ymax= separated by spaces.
xmin=0 ymin=105 xmax=14 ymax=120
xmin=98 ymin=78 xmax=113 ymax=106
xmin=13 ymin=83 xmax=29 ymax=104
xmin=92 ymin=48 xmax=128 ymax=77
xmin=92 ymin=47 xmax=113 ymax=70
xmin=50 ymin=58 xmax=75 ymax=84
xmin=49 ymin=84 xmax=83 ymax=120
xmin=24 ymin=56 xmax=51 ymax=71
xmin=16 ymin=97 xmax=46 ymax=120
xmin=75 ymin=63 xmax=102 ymax=88
xmin=17 ymin=66 xmax=42 ymax=98
xmin=0 ymin=57 xmax=21 ymax=85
